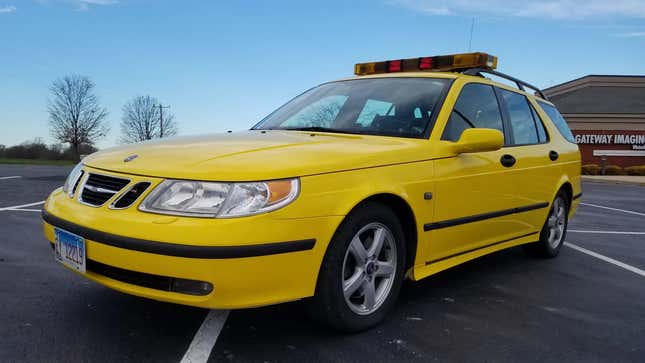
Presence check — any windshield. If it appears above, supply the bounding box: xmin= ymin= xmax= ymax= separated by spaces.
xmin=253 ymin=78 xmax=451 ymax=138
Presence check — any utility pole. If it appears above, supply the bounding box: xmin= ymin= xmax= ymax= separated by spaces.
xmin=155 ymin=104 xmax=171 ymax=137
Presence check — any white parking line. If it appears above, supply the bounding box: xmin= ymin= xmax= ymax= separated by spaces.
xmin=565 ymin=242 xmax=645 ymax=278
xmin=580 ymin=202 xmax=645 ymax=217
xmin=180 ymin=310 xmax=230 ymax=363
xmin=5 ymin=208 xmax=42 ymax=213
xmin=568 ymin=230 xmax=645 ymax=235
xmin=0 ymin=201 xmax=45 ymax=211
xmin=0 ymin=176 xmax=21 ymax=180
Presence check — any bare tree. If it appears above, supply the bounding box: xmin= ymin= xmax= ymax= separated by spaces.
xmin=48 ymin=75 xmax=109 ymax=160
xmin=120 ymin=95 xmax=177 ymax=143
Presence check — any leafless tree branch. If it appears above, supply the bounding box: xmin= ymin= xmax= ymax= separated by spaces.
xmin=120 ymin=95 xmax=177 ymax=143
xmin=47 ymin=75 xmax=109 ymax=160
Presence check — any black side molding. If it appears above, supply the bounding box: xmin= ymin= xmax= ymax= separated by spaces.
xmin=425 ymin=231 xmax=539 ymax=265
xmin=573 ymin=193 xmax=583 ymax=200
xmin=42 ymin=210 xmax=315 ymax=259
xmin=424 ymin=202 xmax=549 ymax=232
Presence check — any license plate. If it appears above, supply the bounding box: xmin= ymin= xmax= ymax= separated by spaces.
xmin=54 ymin=227 xmax=86 ymax=273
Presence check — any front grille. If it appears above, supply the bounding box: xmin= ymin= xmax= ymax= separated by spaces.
xmin=87 ymin=259 xmax=213 ymax=296
xmin=112 ymin=182 xmax=151 ymax=209
xmin=80 ymin=173 xmax=130 ymax=206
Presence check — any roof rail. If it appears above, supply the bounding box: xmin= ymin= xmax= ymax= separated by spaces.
xmin=462 ymin=68 xmax=548 ymax=100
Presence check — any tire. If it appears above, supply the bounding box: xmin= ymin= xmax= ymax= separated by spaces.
xmin=523 ymin=191 xmax=569 ymax=258
xmin=306 ymin=202 xmax=406 ymax=332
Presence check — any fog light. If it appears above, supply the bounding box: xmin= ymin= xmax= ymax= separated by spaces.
xmin=171 ymin=278 xmax=214 ymax=296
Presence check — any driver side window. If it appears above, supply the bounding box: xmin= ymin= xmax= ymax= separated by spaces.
xmin=442 ymin=83 xmax=504 ymax=142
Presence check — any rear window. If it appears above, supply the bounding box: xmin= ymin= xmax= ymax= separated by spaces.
xmin=538 ymin=101 xmax=576 ymax=144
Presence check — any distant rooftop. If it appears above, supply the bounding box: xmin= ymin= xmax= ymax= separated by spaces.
xmin=543 ymin=75 xmax=645 ymax=114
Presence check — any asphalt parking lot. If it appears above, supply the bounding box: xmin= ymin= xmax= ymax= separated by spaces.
xmin=1 ymin=164 xmax=644 ymax=362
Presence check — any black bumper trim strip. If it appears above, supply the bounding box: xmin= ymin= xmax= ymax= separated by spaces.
xmin=573 ymin=192 xmax=583 ymax=200
xmin=423 ymin=202 xmax=549 ymax=232
xmin=425 ymin=231 xmax=539 ymax=265
xmin=42 ymin=210 xmax=315 ymax=259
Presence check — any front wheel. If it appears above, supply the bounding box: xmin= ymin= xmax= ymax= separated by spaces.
xmin=306 ymin=202 xmax=406 ymax=332
xmin=523 ymin=192 xmax=569 ymax=258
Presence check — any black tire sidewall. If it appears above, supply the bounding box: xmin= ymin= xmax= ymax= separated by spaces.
xmin=539 ymin=192 xmax=569 ymax=257
xmin=312 ymin=202 xmax=406 ymax=332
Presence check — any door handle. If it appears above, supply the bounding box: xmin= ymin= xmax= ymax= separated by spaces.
xmin=549 ymin=150 xmax=559 ymax=161
xmin=500 ymin=154 xmax=516 ymax=167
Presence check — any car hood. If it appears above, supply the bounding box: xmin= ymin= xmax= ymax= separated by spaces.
xmin=83 ymin=130 xmax=433 ymax=181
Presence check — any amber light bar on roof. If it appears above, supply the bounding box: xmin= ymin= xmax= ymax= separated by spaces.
xmin=354 ymin=52 xmax=498 ymax=76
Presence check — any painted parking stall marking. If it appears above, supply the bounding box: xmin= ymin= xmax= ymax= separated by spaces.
xmin=180 ymin=310 xmax=230 ymax=363
xmin=580 ymin=202 xmax=645 ymax=217
xmin=0 ymin=176 xmax=21 ymax=180
xmin=0 ymin=200 xmax=45 ymax=212
xmin=568 ymin=230 xmax=645 ymax=235
xmin=565 ymin=242 xmax=645 ymax=278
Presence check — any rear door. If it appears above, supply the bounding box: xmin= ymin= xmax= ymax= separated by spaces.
xmin=496 ymin=88 xmax=560 ymax=233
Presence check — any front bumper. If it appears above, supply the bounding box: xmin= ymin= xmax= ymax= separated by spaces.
xmin=43 ymin=181 xmax=343 ymax=309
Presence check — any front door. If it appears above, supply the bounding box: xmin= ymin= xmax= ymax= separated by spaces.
xmin=427 ymin=82 xmax=531 ymax=263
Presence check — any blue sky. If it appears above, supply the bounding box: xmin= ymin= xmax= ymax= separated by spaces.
xmin=1 ymin=0 xmax=644 ymax=148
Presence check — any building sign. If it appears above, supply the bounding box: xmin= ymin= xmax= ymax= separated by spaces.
xmin=575 ymin=133 xmax=645 ymax=149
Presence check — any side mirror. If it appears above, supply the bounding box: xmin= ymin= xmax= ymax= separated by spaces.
xmin=453 ymin=128 xmax=504 ymax=154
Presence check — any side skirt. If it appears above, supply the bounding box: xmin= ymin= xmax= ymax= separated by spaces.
xmin=408 ymin=231 xmax=539 ymax=281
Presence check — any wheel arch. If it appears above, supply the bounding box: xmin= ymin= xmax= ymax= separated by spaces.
xmin=347 ymin=193 xmax=419 ymax=271
xmin=555 ymin=178 xmax=573 ymax=208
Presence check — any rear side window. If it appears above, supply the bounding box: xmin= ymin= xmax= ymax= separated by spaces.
xmin=442 ymin=83 xmax=504 ymax=142
xmin=538 ymin=101 xmax=576 ymax=143
xmin=499 ymin=89 xmax=539 ymax=145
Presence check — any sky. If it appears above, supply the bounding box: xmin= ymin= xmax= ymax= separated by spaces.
xmin=1 ymin=0 xmax=644 ymax=149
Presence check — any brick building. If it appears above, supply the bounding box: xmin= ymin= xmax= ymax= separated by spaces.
xmin=543 ymin=75 xmax=645 ymax=167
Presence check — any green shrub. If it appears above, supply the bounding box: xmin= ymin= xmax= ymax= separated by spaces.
xmin=625 ymin=165 xmax=645 ymax=176
xmin=603 ymin=165 xmax=624 ymax=175
xmin=581 ymin=164 xmax=601 ymax=175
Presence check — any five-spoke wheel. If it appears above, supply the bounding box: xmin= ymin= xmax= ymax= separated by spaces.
xmin=306 ymin=202 xmax=405 ymax=332
xmin=342 ymin=223 xmax=397 ymax=315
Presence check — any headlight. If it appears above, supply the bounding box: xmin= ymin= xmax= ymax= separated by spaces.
xmin=62 ymin=162 xmax=84 ymax=197
xmin=139 ymin=178 xmax=299 ymax=218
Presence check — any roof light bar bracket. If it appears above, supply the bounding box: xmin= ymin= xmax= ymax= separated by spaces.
xmin=462 ymin=68 xmax=548 ymax=100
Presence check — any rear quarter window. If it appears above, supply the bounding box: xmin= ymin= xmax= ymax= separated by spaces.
xmin=538 ymin=101 xmax=576 ymax=144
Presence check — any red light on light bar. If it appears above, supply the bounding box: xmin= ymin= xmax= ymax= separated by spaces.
xmin=419 ymin=57 xmax=433 ymax=70
xmin=388 ymin=60 xmax=402 ymax=72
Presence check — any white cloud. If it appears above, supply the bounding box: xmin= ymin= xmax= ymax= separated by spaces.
xmin=35 ymin=0 xmax=119 ymax=11
xmin=616 ymin=31 xmax=645 ymax=37
xmin=389 ymin=0 xmax=645 ymax=19
xmin=74 ymin=0 xmax=118 ymax=11
xmin=0 ymin=5 xmax=16 ymax=13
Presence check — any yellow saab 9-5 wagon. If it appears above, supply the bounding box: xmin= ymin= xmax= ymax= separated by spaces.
xmin=43 ymin=52 xmax=581 ymax=331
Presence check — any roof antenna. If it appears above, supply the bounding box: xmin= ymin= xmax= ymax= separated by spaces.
xmin=468 ymin=17 xmax=475 ymax=51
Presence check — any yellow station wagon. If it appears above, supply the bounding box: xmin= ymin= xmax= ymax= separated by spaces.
xmin=43 ymin=52 xmax=581 ymax=331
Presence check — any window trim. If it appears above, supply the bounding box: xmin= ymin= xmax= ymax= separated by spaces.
xmin=495 ymin=87 xmax=550 ymax=148
xmin=527 ymin=100 xmax=550 ymax=144
xmin=422 ymin=78 xmax=455 ymax=139
xmin=440 ymin=82 xmax=507 ymax=143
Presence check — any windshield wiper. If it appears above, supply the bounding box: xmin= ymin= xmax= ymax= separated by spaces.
xmin=281 ymin=126 xmax=348 ymax=133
